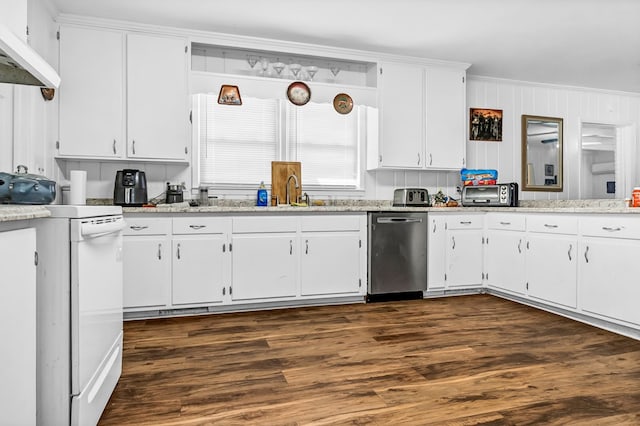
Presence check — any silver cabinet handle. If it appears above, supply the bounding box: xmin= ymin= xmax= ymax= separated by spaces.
xmin=189 ymin=225 xmax=206 ymax=230
xmin=544 ymin=224 xmax=558 ymax=228
xmin=452 ymin=236 xmax=456 ymax=250
xmin=176 ymin=243 xmax=181 ymax=260
xmin=527 ymin=240 xmax=530 ymax=250
xmin=517 ymin=239 xmax=522 ymax=254
xmin=602 ymin=226 xmax=622 ymax=232
xmin=113 ymin=139 xmax=117 ymax=154
xmin=584 ymin=246 xmax=589 ymax=263
xmin=157 ymin=243 xmax=162 ymax=260
xmin=290 ymin=240 xmax=293 ymax=255
xmin=417 ymin=153 xmax=421 ymax=165
xmin=460 ymin=221 xmax=472 ymax=225
xmin=433 ymin=220 xmax=436 ymax=233
xmin=132 ymin=139 xmax=136 ymax=155
xmin=500 ymin=221 xmax=511 ymax=226
xmin=568 ymin=244 xmax=572 ymax=261
xmin=305 ymin=239 xmax=309 ymax=255
xmin=129 ymin=225 xmax=148 ymax=231
xmin=429 ymin=153 xmax=433 ymax=165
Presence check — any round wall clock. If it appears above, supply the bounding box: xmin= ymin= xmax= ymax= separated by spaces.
xmin=333 ymin=93 xmax=353 ymax=114
xmin=287 ymin=81 xmax=311 ymax=106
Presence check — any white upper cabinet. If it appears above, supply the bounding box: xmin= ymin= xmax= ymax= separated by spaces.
xmin=376 ymin=61 xmax=424 ymax=168
xmin=369 ymin=61 xmax=467 ymax=170
xmin=58 ymin=25 xmax=189 ymax=161
xmin=58 ymin=26 xmax=125 ymax=158
xmin=425 ymin=66 xmax=466 ymax=169
xmin=126 ymin=33 xmax=189 ymax=160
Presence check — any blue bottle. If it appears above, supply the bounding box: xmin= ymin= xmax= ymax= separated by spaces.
xmin=257 ymin=181 xmax=268 ymax=206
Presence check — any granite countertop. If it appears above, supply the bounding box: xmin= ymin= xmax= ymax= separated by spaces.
xmin=0 ymin=205 xmax=52 ymax=222
xmin=122 ymin=199 xmax=640 ymax=215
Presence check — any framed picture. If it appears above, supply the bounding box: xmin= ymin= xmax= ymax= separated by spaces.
xmin=217 ymin=85 xmax=242 ymax=105
xmin=545 ymin=164 xmax=554 ymax=176
xmin=470 ymin=108 xmax=503 ymax=141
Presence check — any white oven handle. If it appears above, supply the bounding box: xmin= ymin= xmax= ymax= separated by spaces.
xmin=81 ymin=219 xmax=126 ymax=239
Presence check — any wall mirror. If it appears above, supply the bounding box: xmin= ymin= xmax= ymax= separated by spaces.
xmin=521 ymin=115 xmax=563 ymax=192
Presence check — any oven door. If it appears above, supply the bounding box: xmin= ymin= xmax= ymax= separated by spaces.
xmin=70 ymin=215 xmax=125 ymax=426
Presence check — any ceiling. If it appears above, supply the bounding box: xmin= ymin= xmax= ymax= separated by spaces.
xmin=49 ymin=0 xmax=640 ymax=93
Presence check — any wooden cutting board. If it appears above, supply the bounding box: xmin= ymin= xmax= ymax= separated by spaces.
xmin=271 ymin=161 xmax=302 ymax=205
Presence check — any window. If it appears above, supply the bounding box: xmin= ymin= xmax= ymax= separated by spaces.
xmin=193 ymin=94 xmax=367 ymax=190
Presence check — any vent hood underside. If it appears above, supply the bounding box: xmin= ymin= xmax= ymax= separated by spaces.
xmin=0 ymin=25 xmax=60 ymax=88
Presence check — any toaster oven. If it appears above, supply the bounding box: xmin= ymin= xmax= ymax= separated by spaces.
xmin=461 ymin=183 xmax=518 ymax=207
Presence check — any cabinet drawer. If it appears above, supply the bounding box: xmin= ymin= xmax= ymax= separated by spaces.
xmin=580 ymin=215 xmax=640 ymax=239
xmin=233 ymin=216 xmax=297 ymax=233
xmin=173 ymin=217 xmax=230 ymax=234
xmin=486 ymin=213 xmax=526 ymax=231
xmin=527 ymin=214 xmax=577 ymax=234
xmin=123 ymin=217 xmax=171 ymax=235
xmin=300 ymin=215 xmax=362 ymax=232
xmin=446 ymin=215 xmax=484 ymax=230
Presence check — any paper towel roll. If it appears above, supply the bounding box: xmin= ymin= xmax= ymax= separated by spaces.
xmin=69 ymin=170 xmax=87 ymax=205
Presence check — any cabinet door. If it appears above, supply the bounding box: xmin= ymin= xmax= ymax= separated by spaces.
xmin=0 ymin=228 xmax=36 ymax=425
xmin=59 ymin=26 xmax=124 ymax=157
xmin=123 ymin=236 xmax=170 ymax=310
xmin=127 ymin=33 xmax=188 ymax=160
xmin=300 ymin=233 xmax=361 ymax=296
xmin=580 ymin=238 xmax=640 ymax=326
xmin=526 ymin=234 xmax=577 ymax=308
xmin=447 ymin=229 xmax=483 ymax=287
xmin=425 ymin=67 xmax=466 ymax=169
xmin=485 ymin=231 xmax=526 ymax=294
xmin=427 ymin=215 xmax=447 ymax=290
xmin=378 ymin=61 xmax=424 ymax=168
xmin=172 ymin=236 xmax=226 ymax=306
xmin=231 ymin=233 xmax=297 ymax=301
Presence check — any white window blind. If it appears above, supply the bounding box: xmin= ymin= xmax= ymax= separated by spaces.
xmin=288 ymin=102 xmax=360 ymax=188
xmin=197 ymin=95 xmax=279 ymax=185
xmin=194 ymin=94 xmax=366 ymax=190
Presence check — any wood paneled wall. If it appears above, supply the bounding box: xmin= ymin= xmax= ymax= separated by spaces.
xmin=466 ymin=77 xmax=640 ymax=200
xmin=55 ymin=77 xmax=640 ymax=203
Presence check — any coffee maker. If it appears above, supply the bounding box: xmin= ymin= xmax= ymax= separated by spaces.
xmin=113 ymin=169 xmax=148 ymax=206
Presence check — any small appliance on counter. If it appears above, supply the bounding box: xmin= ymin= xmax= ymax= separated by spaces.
xmin=165 ymin=182 xmax=184 ymax=204
xmin=0 ymin=165 xmax=56 ymax=204
xmin=461 ymin=182 xmax=519 ymax=207
xmin=392 ymin=188 xmax=430 ymax=207
xmin=113 ymin=169 xmax=147 ymax=206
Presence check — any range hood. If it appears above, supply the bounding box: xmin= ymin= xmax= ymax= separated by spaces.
xmin=0 ymin=25 xmax=60 ymax=88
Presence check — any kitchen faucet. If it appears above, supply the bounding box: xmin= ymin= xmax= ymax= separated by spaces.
xmin=285 ymin=174 xmax=299 ymax=205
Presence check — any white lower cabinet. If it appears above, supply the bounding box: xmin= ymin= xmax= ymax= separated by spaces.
xmin=299 ymin=215 xmax=365 ymax=296
xmin=525 ymin=215 xmax=578 ymax=309
xmin=428 ymin=213 xmax=484 ymax=290
xmin=427 ymin=215 xmax=447 ymax=290
xmin=123 ymin=218 xmax=172 ymax=311
xmin=485 ymin=213 xmax=526 ymax=295
xmin=0 ymin=227 xmax=36 ymax=425
xmin=579 ymin=216 xmax=640 ymax=326
xmin=172 ymin=217 xmax=230 ymax=306
xmin=231 ymin=233 xmax=297 ymax=301
xmin=122 ymin=213 xmax=365 ymax=313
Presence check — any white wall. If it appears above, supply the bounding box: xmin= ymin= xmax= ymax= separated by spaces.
xmin=467 ymin=76 xmax=640 ymax=200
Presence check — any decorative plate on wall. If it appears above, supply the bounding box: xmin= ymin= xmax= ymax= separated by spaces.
xmin=333 ymin=93 xmax=353 ymax=114
xmin=287 ymin=81 xmax=311 ymax=106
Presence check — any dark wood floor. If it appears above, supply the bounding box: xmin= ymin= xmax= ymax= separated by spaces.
xmin=100 ymin=295 xmax=640 ymax=425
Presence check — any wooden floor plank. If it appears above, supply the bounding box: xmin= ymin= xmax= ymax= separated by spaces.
xmin=99 ymin=295 xmax=640 ymax=425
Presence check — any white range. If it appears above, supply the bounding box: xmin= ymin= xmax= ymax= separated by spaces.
xmin=36 ymin=205 xmax=125 ymax=425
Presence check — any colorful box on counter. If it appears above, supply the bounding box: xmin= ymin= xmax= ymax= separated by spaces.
xmin=460 ymin=168 xmax=498 ymax=186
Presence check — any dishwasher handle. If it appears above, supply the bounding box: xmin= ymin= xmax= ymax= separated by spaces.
xmin=376 ymin=217 xmax=423 ymax=224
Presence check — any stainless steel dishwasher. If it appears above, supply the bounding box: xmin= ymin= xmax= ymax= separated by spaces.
xmin=367 ymin=212 xmax=428 ymax=301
